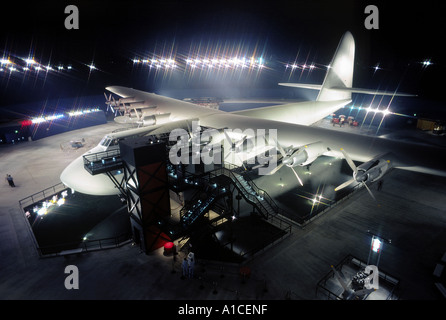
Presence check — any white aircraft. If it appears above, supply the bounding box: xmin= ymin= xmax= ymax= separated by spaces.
xmin=60 ymin=31 xmax=445 ymax=197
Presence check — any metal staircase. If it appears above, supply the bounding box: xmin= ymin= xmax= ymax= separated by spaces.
xmin=82 ymin=142 xmax=283 ymax=236
xmin=179 ymin=187 xmax=229 ymax=231
xmin=210 ymin=164 xmax=281 ymax=219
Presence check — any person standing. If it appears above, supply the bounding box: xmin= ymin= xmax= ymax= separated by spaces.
xmin=188 ymin=252 xmax=195 ymax=279
xmin=181 ymin=257 xmax=188 ymax=279
xmin=6 ymin=174 xmax=15 ymax=187
xmin=377 ymin=180 xmax=383 ymax=191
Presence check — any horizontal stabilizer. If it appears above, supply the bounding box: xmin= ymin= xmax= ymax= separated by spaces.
xmin=330 ymin=86 xmax=417 ymax=97
xmin=278 ymin=83 xmax=322 ymax=90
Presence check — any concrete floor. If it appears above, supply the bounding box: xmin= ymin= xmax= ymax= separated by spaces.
xmin=1 ymin=120 xmax=446 ymax=302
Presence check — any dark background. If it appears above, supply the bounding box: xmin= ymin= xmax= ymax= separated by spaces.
xmin=0 ymin=0 xmax=444 ymax=119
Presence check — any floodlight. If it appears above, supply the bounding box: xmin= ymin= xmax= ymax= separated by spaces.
xmin=372 ymin=238 xmax=382 ymax=253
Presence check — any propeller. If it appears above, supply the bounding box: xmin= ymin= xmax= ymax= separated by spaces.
xmin=335 ymin=148 xmax=378 ymax=203
xmin=104 ymin=92 xmax=126 ymax=116
xmin=185 ymin=120 xmax=204 ymax=148
xmin=223 ymin=130 xmax=248 ymax=170
xmin=270 ymin=137 xmax=303 ymax=186
xmin=104 ymin=93 xmax=115 ymax=113
xmin=331 ymin=265 xmax=375 ymax=300
xmin=330 ymin=265 xmax=350 ymax=292
xmin=340 ymin=148 xmax=357 ymax=175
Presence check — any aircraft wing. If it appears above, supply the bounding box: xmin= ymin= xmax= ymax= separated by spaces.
xmin=232 ymin=99 xmax=351 ymax=126
xmin=105 ymin=86 xmax=136 ymax=98
xmin=106 ymin=86 xmax=220 ymax=122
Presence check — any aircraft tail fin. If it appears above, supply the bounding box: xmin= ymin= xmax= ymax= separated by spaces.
xmin=278 ymin=31 xmax=355 ymax=102
xmin=279 ymin=31 xmax=416 ymax=100
xmin=316 ymin=31 xmax=355 ymax=102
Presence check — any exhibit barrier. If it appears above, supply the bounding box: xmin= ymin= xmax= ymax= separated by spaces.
xmin=315 ymin=254 xmax=400 ymax=300
xmin=19 ymin=182 xmax=68 ymax=210
xmin=18 ymin=181 xmax=132 ymax=258
xmin=36 ymin=232 xmax=132 ymax=257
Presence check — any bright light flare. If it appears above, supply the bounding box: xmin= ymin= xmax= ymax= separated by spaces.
xmin=353 ymin=104 xmax=394 ymax=116
xmin=25 ymin=58 xmax=37 ymax=65
xmin=57 ymin=198 xmax=66 ymax=206
xmin=372 ymin=238 xmax=382 ymax=253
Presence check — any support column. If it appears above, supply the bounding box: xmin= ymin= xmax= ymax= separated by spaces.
xmin=120 ymin=137 xmax=171 ymax=254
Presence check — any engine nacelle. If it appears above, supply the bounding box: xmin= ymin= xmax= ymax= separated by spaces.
xmin=140 ymin=113 xmax=171 ymax=126
xmin=354 ymin=157 xmax=391 ymax=183
xmin=128 ymin=106 xmax=158 ymax=118
xmin=285 ymin=141 xmax=327 ymax=167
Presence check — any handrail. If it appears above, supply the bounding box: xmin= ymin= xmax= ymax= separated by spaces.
xmin=229 ymin=165 xmax=284 ymax=216
xmin=210 ymin=163 xmax=281 ymax=219
xmin=83 ymin=149 xmax=123 ymax=175
xmin=180 ymin=186 xmax=229 ymax=225
xmin=37 ymin=232 xmax=132 ymax=257
xmin=19 ymin=182 xmax=68 ymax=210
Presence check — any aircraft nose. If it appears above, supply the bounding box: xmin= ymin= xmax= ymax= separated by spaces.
xmin=60 ymin=155 xmax=121 ymax=196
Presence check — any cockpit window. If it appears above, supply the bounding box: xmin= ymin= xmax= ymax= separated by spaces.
xmin=100 ymin=137 xmax=112 ymax=147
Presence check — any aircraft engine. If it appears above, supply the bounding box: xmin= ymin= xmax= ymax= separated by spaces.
xmin=270 ymin=140 xmax=327 ymax=186
xmin=140 ymin=113 xmax=171 ymax=126
xmin=335 ymin=149 xmax=392 ymax=201
xmin=353 ymin=158 xmax=390 ymax=184
xmin=283 ymin=141 xmax=327 ymax=167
